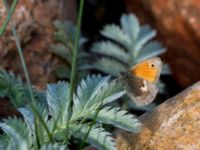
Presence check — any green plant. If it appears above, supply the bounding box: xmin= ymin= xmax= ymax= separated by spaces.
xmin=51 ymin=20 xmax=89 ymax=79
xmin=51 ymin=13 xmax=171 ymax=111
xmin=0 ymin=0 xmax=18 ymax=35
xmin=0 ymin=0 xmax=167 ymax=149
xmin=0 ymin=70 xmax=46 ymax=108
xmin=52 ymin=13 xmax=169 ymax=79
xmin=87 ymin=14 xmax=166 ymax=76
xmin=0 ymin=70 xmax=141 ymax=150
xmin=89 ymin=14 xmax=172 ymax=111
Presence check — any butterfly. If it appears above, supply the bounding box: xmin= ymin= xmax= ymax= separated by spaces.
xmin=120 ymin=57 xmax=162 ymax=106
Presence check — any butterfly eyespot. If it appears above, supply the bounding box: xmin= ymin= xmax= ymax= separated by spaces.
xmin=151 ymin=64 xmax=155 ymax=68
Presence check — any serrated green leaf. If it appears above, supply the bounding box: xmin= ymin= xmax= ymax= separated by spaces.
xmin=40 ymin=143 xmax=66 ymax=150
xmin=134 ymin=25 xmax=156 ymax=52
xmin=19 ymin=103 xmax=52 ymax=143
xmin=91 ymin=41 xmax=129 ymax=63
xmin=87 ymin=58 xmax=127 ymax=77
xmin=0 ymin=133 xmax=10 ymax=149
xmin=0 ymin=70 xmax=25 ymax=107
xmin=101 ymin=80 xmax=126 ymax=105
xmin=71 ymin=124 xmax=116 ymax=150
xmin=50 ymin=44 xmax=71 ymax=61
xmin=53 ymin=31 xmax=67 ymax=44
xmin=91 ymin=13 xmax=167 ymax=78
xmin=79 ymin=77 xmax=125 ymax=108
xmin=2 ymin=117 xmax=32 ymax=149
xmin=53 ymin=20 xmax=65 ymax=31
xmin=0 ymin=123 xmax=29 ymax=149
xmin=120 ymin=13 xmax=140 ymax=42
xmin=47 ymin=82 xmax=70 ymax=126
xmin=18 ymin=108 xmax=34 ymax=131
xmin=136 ymin=41 xmax=166 ymax=63
xmin=85 ymin=76 xmax=112 ymax=108
xmin=73 ymin=75 xmax=108 ymax=115
xmin=101 ymin=24 xmax=131 ymax=48
xmin=6 ymin=139 xmax=29 ymax=150
xmin=53 ymin=20 xmax=87 ymax=48
xmin=53 ymin=20 xmax=76 ymax=44
xmin=89 ymin=106 xmax=141 ymax=132
xmin=72 ymin=76 xmax=125 ymax=121
xmin=62 ymin=20 xmax=76 ymax=43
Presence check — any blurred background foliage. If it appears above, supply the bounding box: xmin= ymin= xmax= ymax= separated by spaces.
xmin=51 ymin=13 xmax=171 ymax=112
xmin=0 ymin=0 xmax=183 ymax=115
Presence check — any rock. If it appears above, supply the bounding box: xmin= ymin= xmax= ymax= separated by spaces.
xmin=115 ymin=81 xmax=200 ymax=150
xmin=124 ymin=0 xmax=200 ymax=87
xmin=77 ymin=81 xmax=200 ymax=149
xmin=0 ymin=0 xmax=76 ymax=89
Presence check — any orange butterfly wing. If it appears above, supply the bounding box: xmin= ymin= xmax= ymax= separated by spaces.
xmin=130 ymin=57 xmax=162 ymax=83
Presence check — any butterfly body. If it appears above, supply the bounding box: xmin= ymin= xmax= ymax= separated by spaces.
xmin=121 ymin=57 xmax=162 ymax=106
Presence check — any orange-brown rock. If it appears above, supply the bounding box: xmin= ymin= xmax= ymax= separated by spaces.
xmin=0 ymin=0 xmax=76 ymax=89
xmin=115 ymin=81 xmax=200 ymax=150
xmin=124 ymin=0 xmax=200 ymax=87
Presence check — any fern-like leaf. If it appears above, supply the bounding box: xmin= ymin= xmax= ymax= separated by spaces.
xmin=0 ymin=73 xmax=142 ymax=149
xmin=136 ymin=41 xmax=166 ymax=63
xmin=0 ymin=121 xmax=29 ymax=149
xmin=52 ymin=20 xmax=88 ymax=80
xmin=6 ymin=139 xmax=29 ymax=150
xmin=0 ymin=70 xmax=45 ymax=108
xmin=91 ymin=13 xmax=166 ymax=74
xmin=2 ymin=117 xmax=32 ymax=145
xmin=101 ymin=24 xmax=131 ymax=48
xmin=47 ymin=82 xmax=70 ymax=126
xmin=53 ymin=20 xmax=75 ymax=44
xmin=134 ymin=25 xmax=156 ymax=53
xmin=89 ymin=107 xmax=141 ymax=132
xmin=18 ymin=104 xmax=52 ymax=143
xmin=91 ymin=41 xmax=129 ymax=63
xmin=71 ymin=124 xmax=116 ymax=150
xmin=53 ymin=20 xmax=87 ymax=48
xmin=0 ymin=70 xmax=24 ymax=107
xmin=73 ymin=75 xmax=125 ymax=116
xmin=120 ymin=13 xmax=140 ymax=43
xmin=0 ymin=134 xmax=10 ymax=150
xmin=18 ymin=108 xmax=34 ymax=131
xmin=83 ymin=58 xmax=127 ymax=77
xmin=50 ymin=43 xmax=71 ymax=62
xmin=73 ymin=75 xmax=109 ymax=117
xmin=101 ymin=79 xmax=126 ymax=105
xmin=40 ymin=144 xmax=66 ymax=150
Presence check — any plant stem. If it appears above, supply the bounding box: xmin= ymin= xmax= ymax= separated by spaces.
xmin=0 ymin=0 xmax=18 ymax=36
xmin=3 ymin=1 xmax=39 ymax=148
xmin=10 ymin=20 xmax=54 ymax=143
xmin=10 ymin=12 xmax=35 ymax=106
xmin=65 ymin=0 xmax=84 ymax=142
xmin=3 ymin=0 xmax=54 ymax=146
xmin=69 ymin=0 xmax=84 ymax=108
xmin=11 ymin=19 xmax=54 ymax=146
